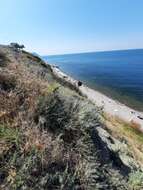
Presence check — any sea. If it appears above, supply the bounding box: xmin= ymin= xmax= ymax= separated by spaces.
xmin=43 ymin=49 xmax=143 ymax=111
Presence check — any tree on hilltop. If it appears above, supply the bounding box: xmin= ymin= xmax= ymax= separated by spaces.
xmin=10 ymin=43 xmax=25 ymax=51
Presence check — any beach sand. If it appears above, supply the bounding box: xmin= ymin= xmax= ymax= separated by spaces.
xmin=51 ymin=65 xmax=143 ymax=132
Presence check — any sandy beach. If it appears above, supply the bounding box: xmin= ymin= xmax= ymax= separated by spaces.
xmin=51 ymin=65 xmax=143 ymax=132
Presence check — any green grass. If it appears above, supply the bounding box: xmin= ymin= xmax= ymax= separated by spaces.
xmin=0 ymin=124 xmax=20 ymax=145
xmin=123 ymin=123 xmax=143 ymax=144
xmin=102 ymin=112 xmax=143 ymax=144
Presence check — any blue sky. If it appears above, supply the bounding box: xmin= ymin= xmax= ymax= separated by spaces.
xmin=0 ymin=0 xmax=143 ymax=55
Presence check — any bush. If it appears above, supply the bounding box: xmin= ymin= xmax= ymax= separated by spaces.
xmin=129 ymin=171 xmax=143 ymax=189
xmin=0 ymin=53 xmax=8 ymax=67
xmin=35 ymin=93 xmax=71 ymax=132
xmin=0 ymin=73 xmax=16 ymax=92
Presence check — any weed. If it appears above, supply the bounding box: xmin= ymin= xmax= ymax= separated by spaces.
xmin=0 ymin=124 xmax=20 ymax=145
xmin=129 ymin=171 xmax=143 ymax=190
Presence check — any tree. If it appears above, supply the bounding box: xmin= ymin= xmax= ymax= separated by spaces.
xmin=10 ymin=43 xmax=25 ymax=50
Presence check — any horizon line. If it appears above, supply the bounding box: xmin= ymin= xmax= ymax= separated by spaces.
xmin=43 ymin=47 xmax=143 ymax=57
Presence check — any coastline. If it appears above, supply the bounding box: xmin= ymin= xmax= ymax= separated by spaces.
xmin=51 ymin=65 xmax=143 ymax=132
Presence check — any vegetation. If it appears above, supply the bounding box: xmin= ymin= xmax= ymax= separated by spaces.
xmin=102 ymin=112 xmax=143 ymax=171
xmin=0 ymin=45 xmax=142 ymax=189
xmin=129 ymin=171 xmax=143 ymax=190
xmin=0 ymin=52 xmax=9 ymax=67
xmin=10 ymin=43 xmax=25 ymax=50
xmin=0 ymin=49 xmax=89 ymax=189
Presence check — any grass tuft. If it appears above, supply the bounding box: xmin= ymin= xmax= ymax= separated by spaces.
xmin=0 ymin=124 xmax=20 ymax=145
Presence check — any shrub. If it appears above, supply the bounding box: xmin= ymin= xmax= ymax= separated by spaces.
xmin=129 ymin=171 xmax=143 ymax=190
xmin=0 ymin=73 xmax=16 ymax=92
xmin=0 ymin=53 xmax=8 ymax=67
xmin=35 ymin=93 xmax=71 ymax=132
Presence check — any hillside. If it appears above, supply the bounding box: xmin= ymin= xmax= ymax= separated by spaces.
xmin=0 ymin=45 xmax=143 ymax=190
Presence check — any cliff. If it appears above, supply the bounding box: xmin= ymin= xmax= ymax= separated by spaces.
xmin=0 ymin=45 xmax=142 ymax=190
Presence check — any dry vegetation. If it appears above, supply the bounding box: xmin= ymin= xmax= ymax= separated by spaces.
xmin=0 ymin=48 xmax=143 ymax=190
xmin=0 ymin=51 xmax=90 ymax=190
xmin=102 ymin=112 xmax=143 ymax=167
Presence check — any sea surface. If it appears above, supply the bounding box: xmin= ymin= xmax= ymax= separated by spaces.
xmin=43 ymin=49 xmax=143 ymax=111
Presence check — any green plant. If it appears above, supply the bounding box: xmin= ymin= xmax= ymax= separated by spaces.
xmin=35 ymin=93 xmax=71 ymax=132
xmin=129 ymin=171 xmax=143 ymax=189
xmin=0 ymin=124 xmax=20 ymax=145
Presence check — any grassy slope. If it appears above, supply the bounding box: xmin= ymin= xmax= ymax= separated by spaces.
xmin=0 ymin=46 xmax=142 ymax=190
xmin=102 ymin=113 xmax=143 ymax=165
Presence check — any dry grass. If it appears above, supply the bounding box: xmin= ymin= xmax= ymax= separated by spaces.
xmin=130 ymin=120 xmax=142 ymax=132
xmin=0 ymin=55 xmax=89 ymax=189
xmin=0 ymin=52 xmax=9 ymax=67
xmin=0 ymin=61 xmax=50 ymax=123
xmin=102 ymin=112 xmax=143 ymax=166
xmin=1 ymin=48 xmax=139 ymax=189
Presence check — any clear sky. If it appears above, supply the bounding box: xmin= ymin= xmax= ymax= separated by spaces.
xmin=0 ymin=0 xmax=143 ymax=55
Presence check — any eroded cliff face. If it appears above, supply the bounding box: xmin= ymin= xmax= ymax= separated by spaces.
xmin=0 ymin=45 xmax=142 ymax=190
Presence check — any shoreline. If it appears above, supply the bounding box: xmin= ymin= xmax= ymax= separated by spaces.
xmin=51 ymin=65 xmax=143 ymax=132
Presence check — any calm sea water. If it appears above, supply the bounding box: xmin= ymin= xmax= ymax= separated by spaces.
xmin=43 ymin=49 xmax=143 ymax=111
